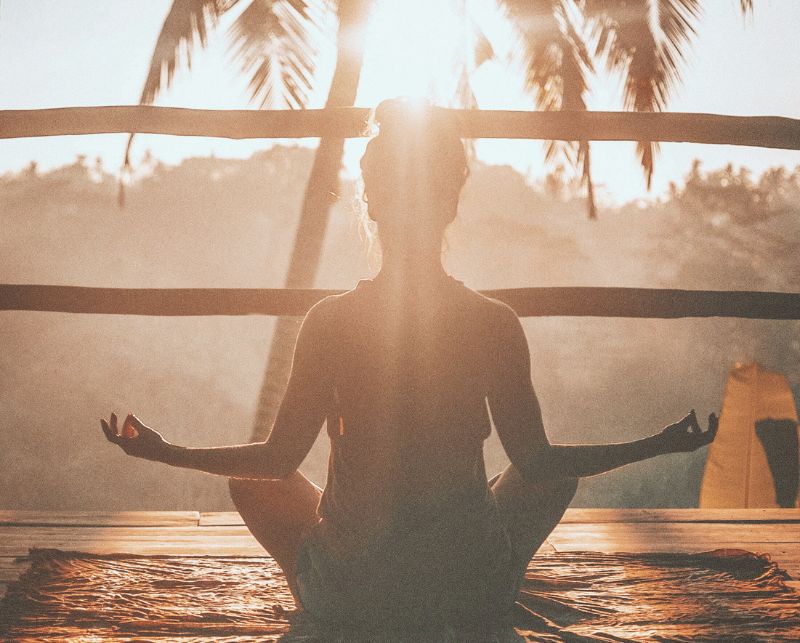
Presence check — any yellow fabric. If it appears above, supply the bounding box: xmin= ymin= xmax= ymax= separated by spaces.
xmin=700 ymin=363 xmax=799 ymax=508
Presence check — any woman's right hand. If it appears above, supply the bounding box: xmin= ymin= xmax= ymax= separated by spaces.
xmin=658 ymin=409 xmax=719 ymax=453
xmin=100 ymin=412 xmax=169 ymax=462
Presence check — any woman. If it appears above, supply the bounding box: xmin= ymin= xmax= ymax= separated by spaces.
xmin=101 ymin=100 xmax=718 ymax=633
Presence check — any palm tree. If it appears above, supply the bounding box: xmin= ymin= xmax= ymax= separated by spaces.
xmin=247 ymin=0 xmax=370 ymax=441
xmin=124 ymin=0 xmax=370 ymax=443
xmin=499 ymin=0 xmax=753 ymax=217
xmin=128 ymin=0 xmax=753 ymax=443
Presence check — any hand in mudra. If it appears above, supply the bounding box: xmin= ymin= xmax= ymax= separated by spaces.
xmin=101 ymin=412 xmax=167 ymax=462
xmin=660 ymin=409 xmax=719 ymax=453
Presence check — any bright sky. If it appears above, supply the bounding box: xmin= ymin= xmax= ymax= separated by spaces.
xmin=1 ymin=0 xmax=798 ymax=204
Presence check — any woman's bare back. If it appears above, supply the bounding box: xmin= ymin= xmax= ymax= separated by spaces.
xmin=292 ymin=276 xmax=521 ymax=625
xmin=302 ymin=276 xmax=504 ymax=525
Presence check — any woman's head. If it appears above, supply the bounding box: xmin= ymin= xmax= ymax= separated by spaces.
xmin=359 ymin=99 xmax=468 ymax=256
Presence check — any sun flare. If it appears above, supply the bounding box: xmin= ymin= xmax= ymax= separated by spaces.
xmin=357 ymin=0 xmax=477 ymax=106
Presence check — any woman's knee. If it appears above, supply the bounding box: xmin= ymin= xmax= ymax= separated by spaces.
xmin=228 ymin=474 xmax=321 ymax=519
xmin=228 ymin=476 xmax=244 ymax=494
xmin=530 ymin=473 xmax=578 ymax=499
xmin=534 ymin=475 xmax=578 ymax=510
xmin=228 ymin=476 xmax=258 ymax=507
xmin=558 ymin=476 xmax=579 ymax=504
xmin=228 ymin=477 xmax=285 ymax=518
xmin=536 ymin=476 xmax=577 ymax=523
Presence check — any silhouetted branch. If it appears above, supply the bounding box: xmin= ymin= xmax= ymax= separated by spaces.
xmin=2 ymin=107 xmax=799 ymax=149
xmin=2 ymin=284 xmax=798 ymax=319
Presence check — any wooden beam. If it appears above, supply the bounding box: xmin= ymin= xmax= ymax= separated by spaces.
xmin=199 ymin=508 xmax=800 ymax=526
xmin=561 ymin=508 xmax=800 ymax=523
xmin=2 ymin=106 xmax=799 ymax=149
xmin=0 ymin=285 xmax=336 ymax=317
xmin=0 ymin=106 xmax=369 ymax=140
xmin=0 ymin=510 xmax=200 ymax=528
xmin=1 ymin=284 xmax=799 ymax=319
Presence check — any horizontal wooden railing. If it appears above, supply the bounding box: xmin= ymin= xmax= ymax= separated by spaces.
xmin=2 ymin=106 xmax=800 ymax=149
xmin=1 ymin=284 xmax=798 ymax=319
xmin=3 ymin=107 xmax=798 ymax=321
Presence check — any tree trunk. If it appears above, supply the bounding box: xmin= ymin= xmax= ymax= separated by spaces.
xmin=249 ymin=1 xmax=369 ymax=441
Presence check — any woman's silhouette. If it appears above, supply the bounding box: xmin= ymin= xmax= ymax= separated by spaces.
xmin=101 ymin=99 xmax=718 ymax=633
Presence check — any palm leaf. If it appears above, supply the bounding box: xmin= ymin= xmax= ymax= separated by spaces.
xmin=501 ymin=0 xmax=597 ymax=218
xmin=227 ymin=0 xmax=320 ymax=109
xmin=581 ymin=0 xmax=701 ymax=189
xmin=472 ymin=17 xmax=495 ymax=68
xmin=141 ymin=0 xmax=240 ymax=104
xmin=578 ymin=140 xmax=597 ymax=219
xmin=121 ymin=0 xmax=319 ymax=205
xmin=450 ymin=3 xmax=495 ymax=160
xmin=121 ymin=0 xmax=239 ymax=203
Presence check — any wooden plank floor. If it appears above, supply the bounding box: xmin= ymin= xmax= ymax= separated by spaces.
xmin=2 ymin=509 xmax=799 ymax=599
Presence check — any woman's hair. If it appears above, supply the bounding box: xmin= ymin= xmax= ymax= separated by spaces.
xmin=359 ymin=99 xmax=469 ymax=231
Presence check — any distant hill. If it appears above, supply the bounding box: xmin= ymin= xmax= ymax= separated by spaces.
xmin=1 ymin=149 xmax=798 ymax=510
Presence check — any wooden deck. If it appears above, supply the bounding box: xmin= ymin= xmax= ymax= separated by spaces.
xmin=2 ymin=508 xmax=800 ymax=598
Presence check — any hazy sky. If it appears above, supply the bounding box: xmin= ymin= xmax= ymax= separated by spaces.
xmin=1 ymin=0 xmax=798 ymax=203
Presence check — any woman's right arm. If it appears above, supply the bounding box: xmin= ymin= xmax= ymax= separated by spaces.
xmin=100 ymin=300 xmax=332 ymax=480
xmin=486 ymin=304 xmax=717 ymax=482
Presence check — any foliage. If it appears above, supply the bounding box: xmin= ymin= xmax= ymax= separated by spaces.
xmin=2 ymin=150 xmax=797 ymax=509
xmin=675 ymin=161 xmax=800 ymax=226
xmin=130 ymin=0 xmax=753 ymax=218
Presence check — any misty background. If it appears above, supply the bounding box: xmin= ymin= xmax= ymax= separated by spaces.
xmin=2 ymin=148 xmax=799 ymax=511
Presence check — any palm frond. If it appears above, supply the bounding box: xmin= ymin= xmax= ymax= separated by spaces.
xmin=582 ymin=0 xmax=701 ymax=188
xmin=122 ymin=0 xmax=238 ymax=199
xmin=141 ymin=0 xmax=239 ymax=104
xmin=455 ymin=63 xmax=479 ymax=159
xmin=502 ymin=0 xmax=590 ymax=110
xmin=578 ymin=140 xmax=597 ymax=219
xmin=447 ymin=2 xmax=494 ymax=159
xmin=472 ymin=18 xmax=494 ymax=68
xmin=658 ymin=0 xmax=700 ymax=77
xmin=502 ymin=0 xmax=597 ymax=217
xmin=455 ymin=64 xmax=479 ymax=111
xmin=227 ymin=0 xmax=320 ymax=109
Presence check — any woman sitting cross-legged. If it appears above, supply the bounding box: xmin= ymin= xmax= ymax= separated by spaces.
xmin=100 ymin=99 xmax=718 ymax=635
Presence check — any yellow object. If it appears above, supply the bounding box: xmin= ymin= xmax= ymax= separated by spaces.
xmin=700 ymin=363 xmax=799 ymax=508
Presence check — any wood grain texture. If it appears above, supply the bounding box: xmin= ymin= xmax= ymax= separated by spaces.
xmin=3 ymin=284 xmax=799 ymax=319
xmin=0 ymin=557 xmax=29 ymax=582
xmin=202 ymin=509 xmax=800 ymax=526
xmin=2 ymin=107 xmax=799 ymax=150
xmin=561 ymin=508 xmax=800 ymax=523
xmin=1 ymin=511 xmax=797 ymax=583
xmin=0 ymin=510 xmax=199 ymax=527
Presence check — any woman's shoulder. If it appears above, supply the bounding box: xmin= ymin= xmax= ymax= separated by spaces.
xmin=308 ymin=276 xmax=517 ymax=324
xmin=301 ymin=280 xmax=367 ymax=326
xmin=456 ymin=282 xmax=520 ymax=326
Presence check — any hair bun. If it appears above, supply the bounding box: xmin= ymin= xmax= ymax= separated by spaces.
xmin=373 ymin=98 xmax=454 ymax=139
xmin=360 ymin=98 xmax=469 ymax=226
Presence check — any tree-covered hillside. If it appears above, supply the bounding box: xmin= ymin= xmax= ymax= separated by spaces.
xmin=2 ymin=150 xmax=797 ymax=510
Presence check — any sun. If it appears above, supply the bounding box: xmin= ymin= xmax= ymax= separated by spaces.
xmin=342 ymin=0 xmax=524 ymax=178
xmin=356 ymin=0 xmax=474 ymax=106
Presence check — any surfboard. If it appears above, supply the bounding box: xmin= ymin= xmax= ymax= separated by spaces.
xmin=700 ymin=363 xmax=799 ymax=508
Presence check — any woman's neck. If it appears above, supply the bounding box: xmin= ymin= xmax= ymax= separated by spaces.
xmin=374 ymin=247 xmax=450 ymax=291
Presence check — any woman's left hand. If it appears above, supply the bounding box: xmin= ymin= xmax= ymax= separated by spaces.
xmin=100 ymin=412 xmax=169 ymax=462
xmin=659 ymin=409 xmax=719 ymax=453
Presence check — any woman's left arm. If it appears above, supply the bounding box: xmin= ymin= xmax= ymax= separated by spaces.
xmin=100 ymin=301 xmax=332 ymax=480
